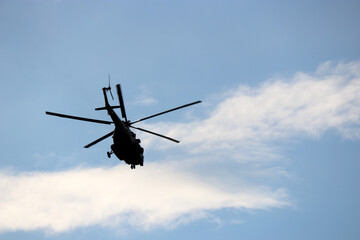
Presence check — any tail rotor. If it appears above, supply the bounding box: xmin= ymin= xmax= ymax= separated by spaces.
xmin=107 ymin=74 xmax=114 ymax=100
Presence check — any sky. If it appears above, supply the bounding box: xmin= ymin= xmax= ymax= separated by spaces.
xmin=0 ymin=0 xmax=360 ymax=239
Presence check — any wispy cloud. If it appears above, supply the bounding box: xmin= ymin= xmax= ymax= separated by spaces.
xmin=138 ymin=61 xmax=360 ymax=153
xmin=130 ymin=83 xmax=158 ymax=107
xmin=0 ymin=61 xmax=359 ymax=234
xmin=0 ymin=164 xmax=287 ymax=233
xmin=132 ymin=96 xmax=158 ymax=106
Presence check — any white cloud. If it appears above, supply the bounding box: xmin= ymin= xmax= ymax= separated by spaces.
xmin=1 ymin=61 xmax=359 ymax=234
xmin=0 ymin=163 xmax=287 ymax=233
xmin=136 ymin=61 xmax=360 ymax=154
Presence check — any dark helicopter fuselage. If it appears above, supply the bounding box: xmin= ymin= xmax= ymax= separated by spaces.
xmin=102 ymin=87 xmax=144 ymax=167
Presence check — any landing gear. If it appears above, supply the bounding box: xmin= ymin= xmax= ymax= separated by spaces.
xmin=107 ymin=151 xmax=113 ymax=158
xmin=130 ymin=164 xmax=135 ymax=169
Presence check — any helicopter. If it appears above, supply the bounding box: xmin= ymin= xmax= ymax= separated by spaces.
xmin=46 ymin=80 xmax=201 ymax=169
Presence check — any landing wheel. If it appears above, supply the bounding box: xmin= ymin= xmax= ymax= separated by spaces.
xmin=130 ymin=164 xmax=135 ymax=169
xmin=107 ymin=151 xmax=112 ymax=158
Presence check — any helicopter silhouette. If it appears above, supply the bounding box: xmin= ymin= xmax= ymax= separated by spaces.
xmin=46 ymin=79 xmax=201 ymax=169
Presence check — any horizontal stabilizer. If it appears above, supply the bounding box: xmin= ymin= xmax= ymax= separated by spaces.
xmin=95 ymin=105 xmax=121 ymax=111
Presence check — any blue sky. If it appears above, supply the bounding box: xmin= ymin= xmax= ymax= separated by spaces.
xmin=0 ymin=0 xmax=360 ymax=239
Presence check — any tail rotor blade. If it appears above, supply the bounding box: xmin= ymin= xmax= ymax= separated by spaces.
xmin=108 ymin=74 xmax=114 ymax=100
xmin=116 ymin=84 xmax=128 ymax=122
xmin=109 ymin=89 xmax=114 ymax=100
xmin=84 ymin=131 xmax=114 ymax=148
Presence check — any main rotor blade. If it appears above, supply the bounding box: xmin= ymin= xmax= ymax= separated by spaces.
xmin=84 ymin=131 xmax=114 ymax=148
xmin=46 ymin=111 xmax=113 ymax=125
xmin=116 ymin=84 xmax=128 ymax=122
xmin=130 ymin=100 xmax=202 ymax=125
xmin=130 ymin=126 xmax=180 ymax=143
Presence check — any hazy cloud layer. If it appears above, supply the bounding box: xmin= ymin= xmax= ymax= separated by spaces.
xmin=1 ymin=61 xmax=359 ymax=233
